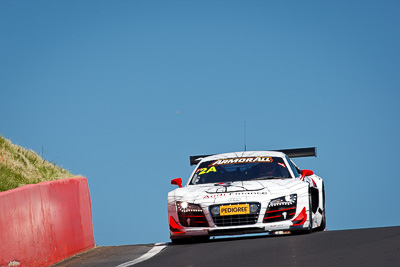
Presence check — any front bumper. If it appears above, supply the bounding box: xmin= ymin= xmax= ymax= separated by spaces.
xmin=168 ymin=188 xmax=311 ymax=239
xmin=169 ymin=209 xmax=310 ymax=239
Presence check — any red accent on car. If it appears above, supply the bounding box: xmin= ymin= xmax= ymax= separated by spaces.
xmin=264 ymin=215 xmax=282 ymax=219
xmin=169 ymin=216 xmax=184 ymax=233
xmin=291 ymin=207 xmax=307 ymax=226
xmin=301 ymin=169 xmax=314 ymax=179
xmin=266 ymin=207 xmax=296 ymax=213
xmin=171 ymin=178 xmax=183 ymax=188
xmin=311 ymin=178 xmax=316 ymax=187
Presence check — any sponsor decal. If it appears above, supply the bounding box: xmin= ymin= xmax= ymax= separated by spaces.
xmin=220 ymin=204 xmax=250 ymax=216
xmin=203 ymin=193 xmax=226 ymax=199
xmin=212 ymin=157 xmax=273 ymax=166
xmin=231 ymin=192 xmax=268 ymax=195
xmin=278 ymin=162 xmax=286 ymax=168
xmin=205 ymin=191 xmax=267 ymax=196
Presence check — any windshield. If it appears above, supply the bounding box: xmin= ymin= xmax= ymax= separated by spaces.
xmin=190 ymin=156 xmax=291 ymax=185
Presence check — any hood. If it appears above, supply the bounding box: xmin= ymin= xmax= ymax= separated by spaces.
xmin=170 ymin=179 xmax=305 ymax=204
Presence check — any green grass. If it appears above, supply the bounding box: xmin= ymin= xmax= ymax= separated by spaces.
xmin=0 ymin=135 xmax=78 ymax=192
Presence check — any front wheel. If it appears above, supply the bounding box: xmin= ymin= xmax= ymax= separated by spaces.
xmin=294 ymin=191 xmax=313 ymax=235
xmin=170 ymin=238 xmax=189 ymax=244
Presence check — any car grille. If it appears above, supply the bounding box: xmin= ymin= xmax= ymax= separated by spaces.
xmin=210 ymin=203 xmax=261 ymax=227
xmin=263 ymin=205 xmax=296 ymax=223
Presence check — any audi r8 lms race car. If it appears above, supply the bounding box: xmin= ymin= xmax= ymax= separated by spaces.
xmin=168 ymin=147 xmax=326 ymax=243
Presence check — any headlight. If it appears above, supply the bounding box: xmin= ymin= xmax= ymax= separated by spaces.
xmin=269 ymin=194 xmax=297 ymax=207
xmin=176 ymin=201 xmax=203 ymax=213
xmin=180 ymin=201 xmax=188 ymax=209
xmin=175 ymin=201 xmax=209 ymax=227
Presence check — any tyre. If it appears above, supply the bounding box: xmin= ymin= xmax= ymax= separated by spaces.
xmin=293 ymin=190 xmax=313 ymax=235
xmin=315 ymin=183 xmax=326 ymax=231
xmin=194 ymin=236 xmax=210 ymax=243
xmin=307 ymin=188 xmax=313 ymax=233
xmin=171 ymin=236 xmax=210 ymax=244
xmin=170 ymin=238 xmax=190 ymax=244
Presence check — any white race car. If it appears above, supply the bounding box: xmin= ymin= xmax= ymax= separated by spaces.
xmin=167 ymin=147 xmax=326 ymax=243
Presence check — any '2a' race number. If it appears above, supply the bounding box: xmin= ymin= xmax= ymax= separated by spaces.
xmin=196 ymin=166 xmax=217 ymax=175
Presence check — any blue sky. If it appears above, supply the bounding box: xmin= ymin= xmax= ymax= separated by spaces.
xmin=1 ymin=0 xmax=399 ymax=245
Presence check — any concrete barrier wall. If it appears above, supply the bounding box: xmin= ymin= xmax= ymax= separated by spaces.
xmin=0 ymin=177 xmax=95 ymax=267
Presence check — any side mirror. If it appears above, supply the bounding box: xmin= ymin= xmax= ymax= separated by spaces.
xmin=301 ymin=169 xmax=314 ymax=179
xmin=171 ymin=178 xmax=183 ymax=188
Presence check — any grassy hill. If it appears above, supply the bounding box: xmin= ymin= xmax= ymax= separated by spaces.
xmin=0 ymin=135 xmax=77 ymax=192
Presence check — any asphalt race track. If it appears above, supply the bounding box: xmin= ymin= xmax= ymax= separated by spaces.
xmin=52 ymin=226 xmax=400 ymax=267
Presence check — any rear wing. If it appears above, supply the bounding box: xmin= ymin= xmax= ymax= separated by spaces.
xmin=275 ymin=147 xmax=317 ymax=158
xmin=189 ymin=147 xmax=316 ymax=166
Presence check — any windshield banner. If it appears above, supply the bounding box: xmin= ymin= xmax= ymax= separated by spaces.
xmin=211 ymin=157 xmax=273 ymax=166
